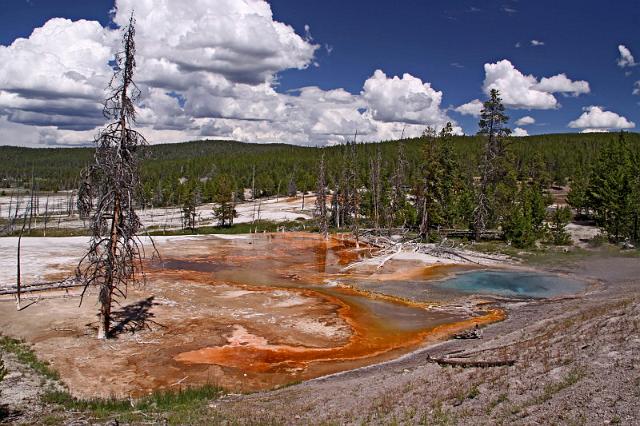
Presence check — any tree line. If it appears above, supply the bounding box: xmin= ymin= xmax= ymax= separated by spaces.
xmin=2 ymin=132 xmax=639 ymax=208
xmin=310 ymin=90 xmax=639 ymax=247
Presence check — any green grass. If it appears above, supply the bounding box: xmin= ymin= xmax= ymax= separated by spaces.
xmin=531 ymin=368 xmax=586 ymax=405
xmin=147 ymin=219 xmax=312 ymax=236
xmin=469 ymin=239 xmax=596 ymax=267
xmin=43 ymin=385 xmax=224 ymax=422
xmin=0 ymin=336 xmax=59 ymax=381
xmin=5 ymin=228 xmax=91 ymax=237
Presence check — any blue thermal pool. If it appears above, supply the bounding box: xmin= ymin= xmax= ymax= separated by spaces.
xmin=434 ymin=270 xmax=586 ymax=298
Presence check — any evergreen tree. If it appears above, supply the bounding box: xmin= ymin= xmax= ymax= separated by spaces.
xmin=474 ymin=89 xmax=512 ymax=240
xmin=182 ymin=195 xmax=197 ymax=231
xmin=567 ymin=170 xmax=589 ymax=217
xmin=586 ymin=132 xmax=634 ymax=241
xmin=548 ymin=206 xmax=572 ymax=245
xmin=417 ymin=127 xmax=438 ymax=238
xmin=438 ymin=123 xmax=459 ymax=227
xmin=212 ymin=173 xmax=237 ymax=227
xmin=368 ymin=147 xmax=382 ymax=232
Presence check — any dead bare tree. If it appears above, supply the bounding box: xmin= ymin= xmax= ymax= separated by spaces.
xmin=76 ymin=15 xmax=154 ymax=339
xmin=43 ymin=194 xmax=50 ymax=236
xmin=369 ymin=146 xmax=382 ymax=233
xmin=16 ymin=172 xmax=36 ymax=310
xmin=348 ymin=136 xmax=360 ymax=248
xmin=315 ymin=152 xmax=328 ymax=240
xmin=388 ymin=142 xmax=408 ymax=229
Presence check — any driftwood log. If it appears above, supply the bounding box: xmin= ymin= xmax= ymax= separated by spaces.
xmin=426 ymin=355 xmax=515 ymax=368
xmin=0 ymin=278 xmax=82 ymax=296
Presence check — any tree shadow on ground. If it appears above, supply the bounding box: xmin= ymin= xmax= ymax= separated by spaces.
xmin=0 ymin=404 xmax=18 ymax=423
xmin=109 ymin=296 xmax=164 ymax=337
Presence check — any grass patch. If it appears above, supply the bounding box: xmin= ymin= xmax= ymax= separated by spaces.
xmin=147 ymin=219 xmax=311 ymax=236
xmin=470 ymin=240 xmax=594 ymax=266
xmin=43 ymin=385 xmax=225 ymax=424
xmin=0 ymin=336 xmax=59 ymax=381
xmin=4 ymin=228 xmax=91 ymax=237
xmin=531 ymin=368 xmax=586 ymax=405
xmin=503 ymin=367 xmax=587 ymax=418
xmin=485 ymin=393 xmax=508 ymax=414
xmin=43 ymin=384 xmax=224 ymax=421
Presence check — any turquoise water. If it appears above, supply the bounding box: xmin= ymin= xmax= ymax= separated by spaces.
xmin=435 ymin=270 xmax=585 ymax=298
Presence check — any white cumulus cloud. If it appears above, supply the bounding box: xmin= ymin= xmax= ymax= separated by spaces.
xmin=515 ymin=116 xmax=535 ymax=126
xmin=454 ymin=99 xmax=484 ymax=117
xmin=535 ymin=74 xmax=590 ymax=96
xmin=483 ymin=59 xmax=589 ymax=109
xmin=512 ymin=127 xmax=529 ymax=136
xmin=568 ymin=106 xmax=635 ymax=130
xmin=361 ymin=70 xmax=448 ymax=125
xmin=530 ymin=40 xmax=544 ymax=46
xmin=0 ymin=18 xmax=115 ymax=130
xmin=113 ymin=0 xmax=318 ymax=86
xmin=617 ymin=45 xmax=637 ymax=68
xmin=580 ymin=128 xmax=609 ymax=134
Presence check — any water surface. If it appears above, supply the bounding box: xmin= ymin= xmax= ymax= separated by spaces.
xmin=435 ymin=270 xmax=585 ymax=298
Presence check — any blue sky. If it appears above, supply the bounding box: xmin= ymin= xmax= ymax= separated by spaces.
xmin=271 ymin=0 xmax=639 ymax=133
xmin=0 ymin=0 xmax=638 ymax=146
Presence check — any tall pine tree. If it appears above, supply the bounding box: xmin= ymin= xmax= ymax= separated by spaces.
xmin=474 ymin=89 xmax=512 ymax=241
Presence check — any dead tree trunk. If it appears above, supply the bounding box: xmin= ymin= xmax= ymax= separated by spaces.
xmin=316 ymin=153 xmax=328 ymax=240
xmin=43 ymin=195 xmax=50 ymax=237
xmin=16 ymin=206 xmax=28 ymax=311
xmin=76 ymin=14 xmax=155 ymax=339
xmin=426 ymin=355 xmax=515 ymax=368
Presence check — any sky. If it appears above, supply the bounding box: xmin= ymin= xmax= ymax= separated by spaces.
xmin=0 ymin=0 xmax=638 ymax=147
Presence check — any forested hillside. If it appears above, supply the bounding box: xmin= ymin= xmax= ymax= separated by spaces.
xmin=2 ymin=133 xmax=639 ymax=205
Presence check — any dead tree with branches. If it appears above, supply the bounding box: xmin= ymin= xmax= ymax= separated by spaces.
xmin=76 ymin=15 xmax=154 ymax=339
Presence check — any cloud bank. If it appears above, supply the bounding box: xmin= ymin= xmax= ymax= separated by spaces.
xmin=0 ymin=0 xmax=459 ymax=147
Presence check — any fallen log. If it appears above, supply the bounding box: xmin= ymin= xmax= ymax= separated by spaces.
xmin=426 ymin=355 xmax=515 ymax=368
xmin=0 ymin=279 xmax=82 ymax=296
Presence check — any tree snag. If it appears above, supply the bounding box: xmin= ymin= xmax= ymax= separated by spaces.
xmin=76 ymin=14 xmax=154 ymax=339
xmin=316 ymin=152 xmax=329 ymax=240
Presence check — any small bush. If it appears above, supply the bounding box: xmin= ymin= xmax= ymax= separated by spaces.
xmin=588 ymin=233 xmax=609 ymax=247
